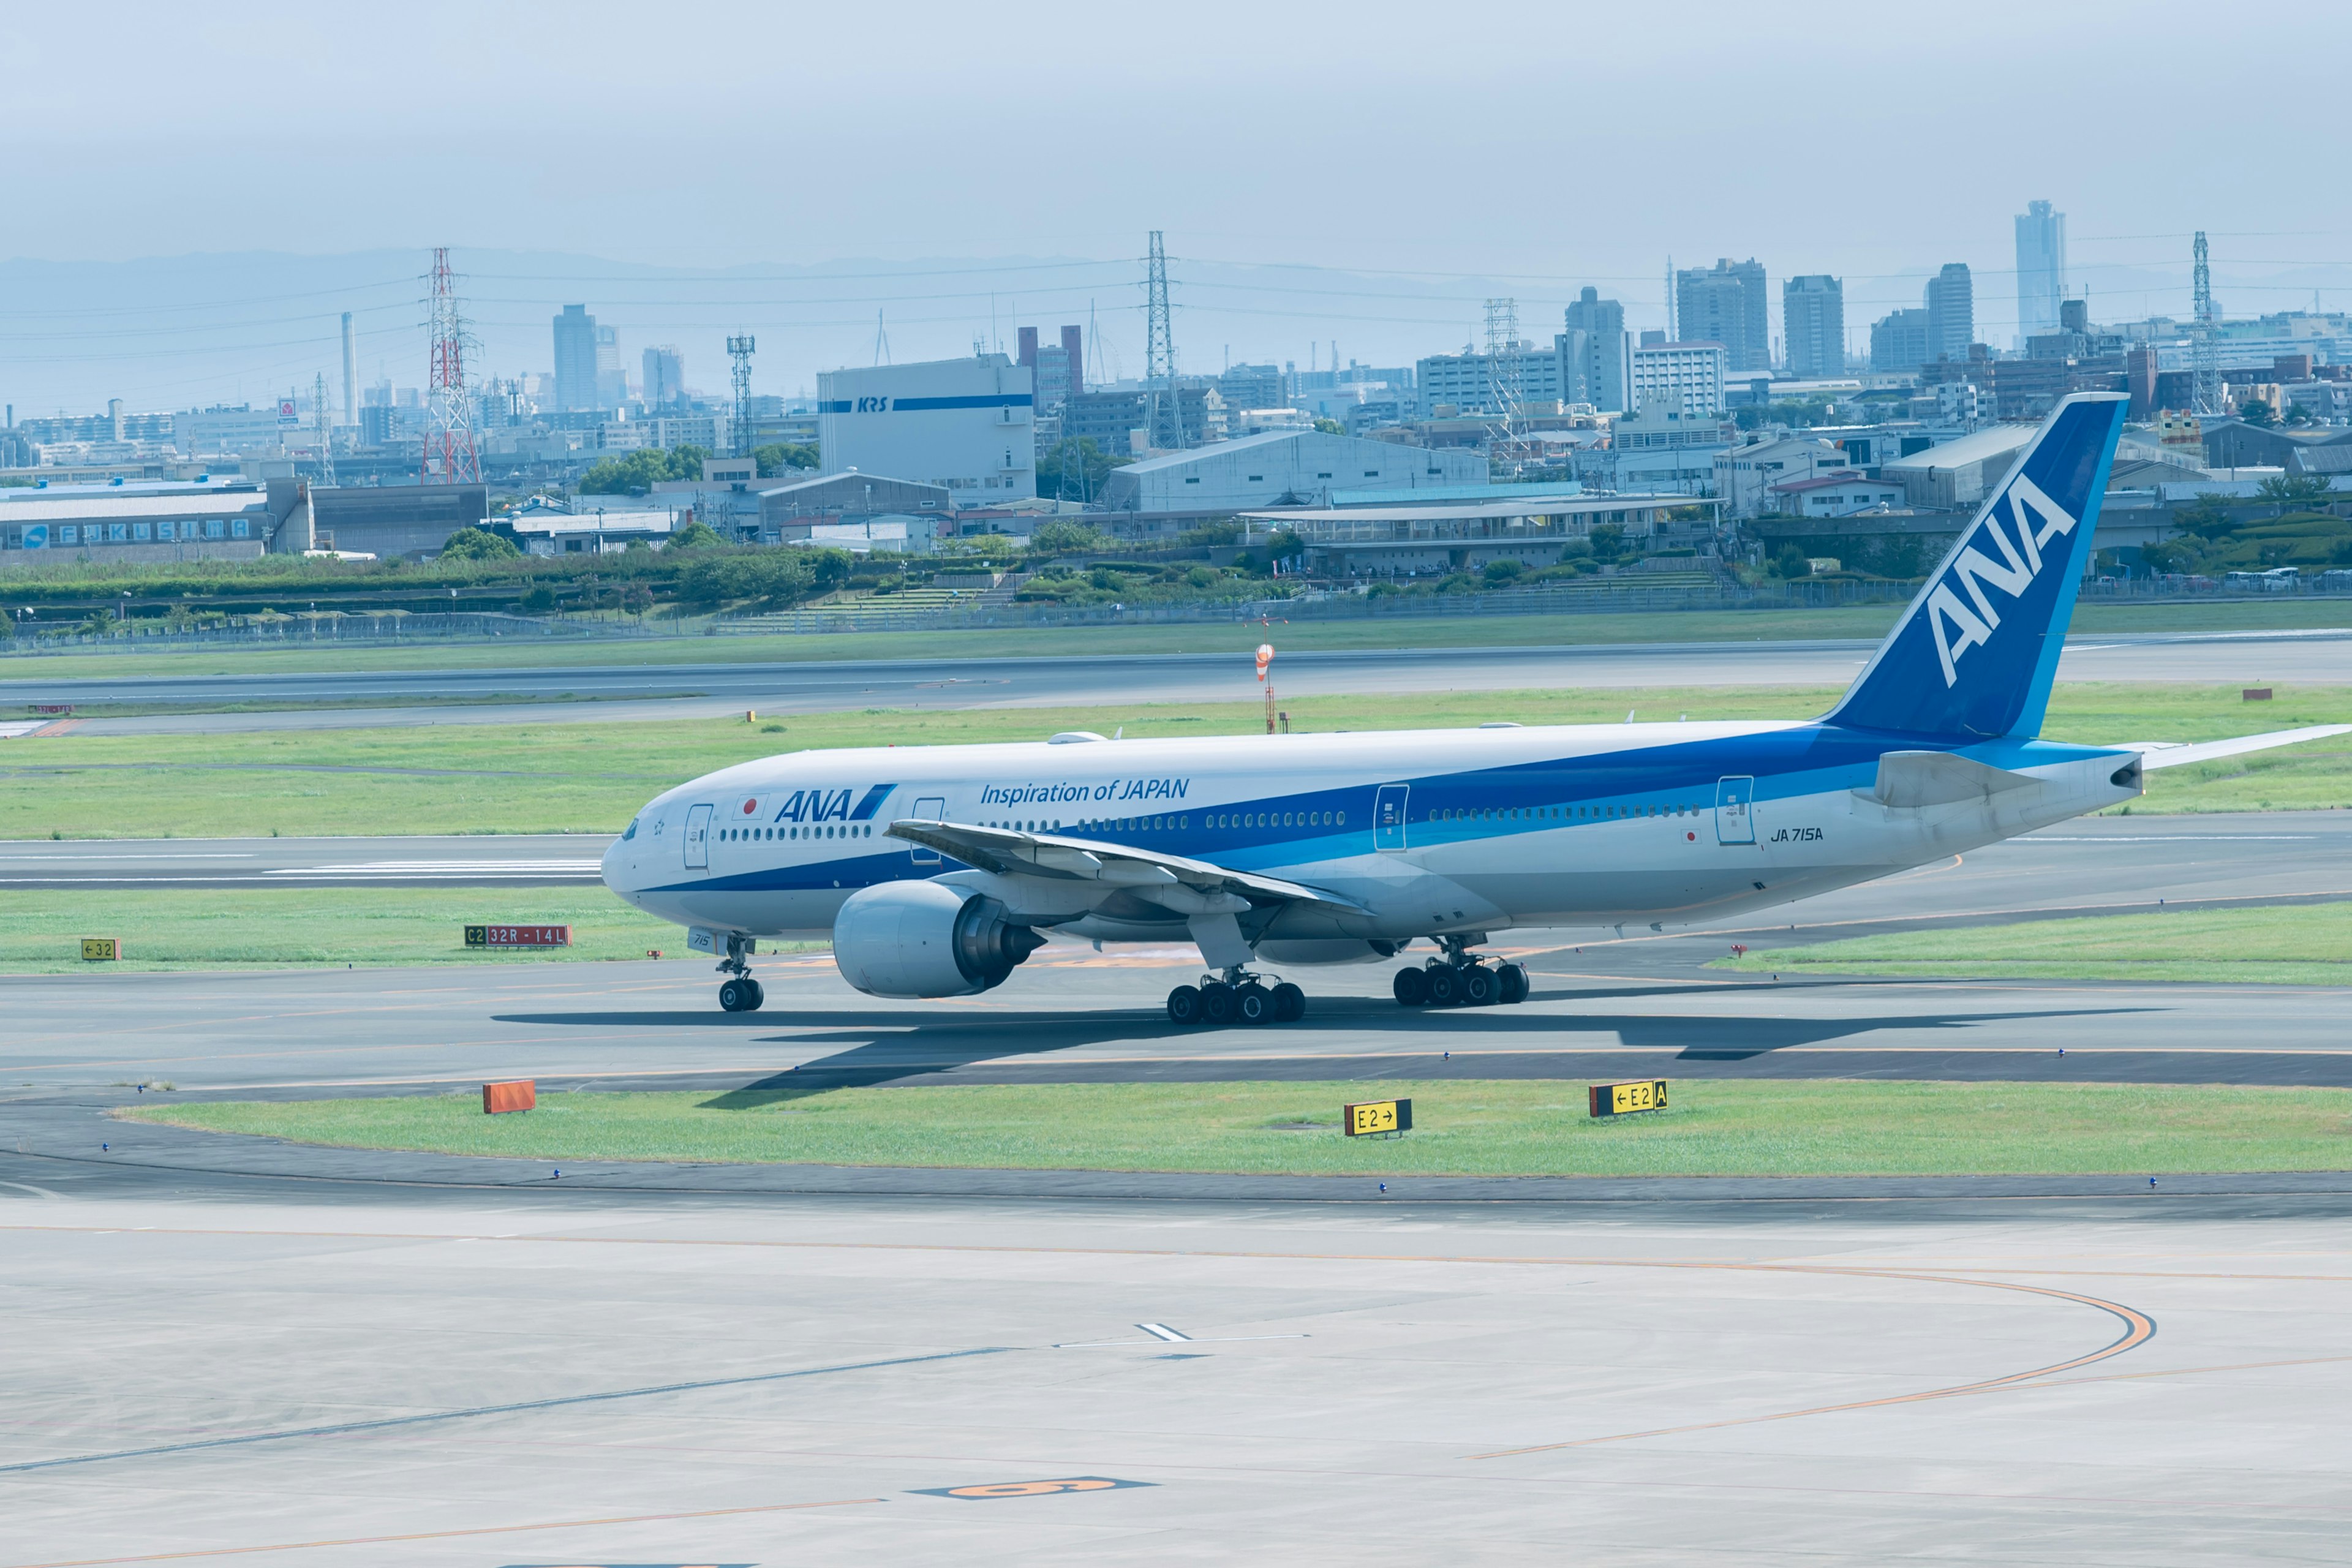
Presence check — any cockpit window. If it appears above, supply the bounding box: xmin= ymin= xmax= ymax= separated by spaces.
xmin=622 ymin=817 xmax=639 ymax=841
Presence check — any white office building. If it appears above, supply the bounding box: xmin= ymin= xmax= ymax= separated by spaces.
xmin=175 ymin=405 xmax=287 ymax=456
xmin=1415 ymin=345 xmax=1569 ymax=417
xmin=1630 ymin=341 xmax=1728 ymax=418
xmin=816 ymin=355 xmax=1035 ymax=497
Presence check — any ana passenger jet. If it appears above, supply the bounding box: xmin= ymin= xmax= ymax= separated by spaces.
xmin=602 ymin=392 xmax=2343 ymax=1021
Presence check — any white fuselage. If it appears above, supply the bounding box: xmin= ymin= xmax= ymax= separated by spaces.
xmin=600 ymin=721 xmax=2137 ymax=953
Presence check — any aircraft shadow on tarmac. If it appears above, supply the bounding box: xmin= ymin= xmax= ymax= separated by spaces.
xmin=496 ymin=997 xmax=2158 ymax=1088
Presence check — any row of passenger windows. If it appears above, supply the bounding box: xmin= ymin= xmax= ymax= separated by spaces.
xmin=718 ymin=804 xmax=1694 ymax=848
xmin=1433 ymin=803 xmax=1697 ymax=822
xmin=719 ymin=824 xmax=871 ymax=842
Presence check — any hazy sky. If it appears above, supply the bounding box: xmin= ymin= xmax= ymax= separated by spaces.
xmin=6 ymin=0 xmax=2351 ymax=409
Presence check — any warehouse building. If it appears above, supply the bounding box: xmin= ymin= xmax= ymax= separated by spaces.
xmin=0 ymin=476 xmax=295 ymax=561
xmin=1244 ymin=491 xmax=1713 ymax=577
xmin=1095 ymin=430 xmax=1485 ymax=514
xmin=817 ymin=355 xmax=1035 ymax=497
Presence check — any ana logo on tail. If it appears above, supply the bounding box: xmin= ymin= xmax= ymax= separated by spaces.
xmin=1925 ymin=473 xmax=2080 ymax=686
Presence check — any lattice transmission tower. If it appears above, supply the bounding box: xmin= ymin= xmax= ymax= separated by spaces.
xmin=312 ymin=371 xmax=336 ymax=488
xmin=1144 ymin=230 xmax=1183 ymax=449
xmin=728 ymin=334 xmax=756 ymax=458
xmin=2190 ymin=231 xmax=2222 ymax=417
xmin=422 ymin=247 xmax=480 ymax=485
xmin=1483 ymin=297 xmax=1525 ymax=477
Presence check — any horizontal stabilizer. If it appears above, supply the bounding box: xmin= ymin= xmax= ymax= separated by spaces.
xmin=1858 ymin=750 xmax=2041 ymax=809
xmin=2115 ymin=725 xmax=2352 ymax=772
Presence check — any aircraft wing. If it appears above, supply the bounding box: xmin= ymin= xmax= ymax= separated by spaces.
xmin=2109 ymin=725 xmax=2352 ymax=771
xmin=883 ymin=820 xmax=1370 ymax=916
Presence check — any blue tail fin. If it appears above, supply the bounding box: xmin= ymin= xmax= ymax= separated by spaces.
xmin=1827 ymin=393 xmax=2127 ymax=740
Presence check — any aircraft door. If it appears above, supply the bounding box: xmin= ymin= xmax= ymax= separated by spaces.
xmin=1714 ymin=777 xmax=1756 ymax=845
xmin=1374 ymin=784 xmax=1409 ymax=852
xmin=908 ymin=797 xmax=946 ymax=864
xmin=683 ymin=802 xmax=714 ymax=868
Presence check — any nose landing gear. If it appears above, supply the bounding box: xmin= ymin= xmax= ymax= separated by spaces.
xmin=715 ymin=932 xmax=764 ymax=1012
xmin=1393 ymin=937 xmax=1528 ymax=1009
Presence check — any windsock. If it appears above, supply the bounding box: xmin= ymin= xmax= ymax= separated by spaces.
xmin=1256 ymin=643 xmax=1274 ymax=682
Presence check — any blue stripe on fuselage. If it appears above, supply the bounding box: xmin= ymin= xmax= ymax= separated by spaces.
xmin=638 ymin=725 xmax=2122 ymax=894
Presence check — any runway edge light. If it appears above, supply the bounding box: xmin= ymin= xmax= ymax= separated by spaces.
xmin=1344 ymin=1098 xmax=1412 ymax=1138
xmin=1589 ymin=1080 xmax=1668 ymax=1118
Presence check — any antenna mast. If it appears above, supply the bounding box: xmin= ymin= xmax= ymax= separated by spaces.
xmin=727 ymin=334 xmax=756 ymax=458
xmin=312 ymin=371 xmax=335 ymax=488
xmin=2191 ymin=232 xmax=2222 ymax=416
xmin=1145 ymin=230 xmax=1183 ymax=449
xmin=422 ymin=247 xmax=480 ymax=485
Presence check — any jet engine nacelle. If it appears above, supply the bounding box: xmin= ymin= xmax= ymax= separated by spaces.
xmin=832 ymin=880 xmax=1046 ymax=998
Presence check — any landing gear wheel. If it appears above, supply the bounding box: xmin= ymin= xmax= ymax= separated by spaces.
xmin=1166 ymin=984 xmax=1204 ymax=1025
xmin=718 ymin=976 xmax=762 ymax=1012
xmin=1272 ymin=981 xmax=1306 ymax=1023
xmin=1393 ymin=966 xmax=1430 ymax=1006
xmin=1496 ymin=962 xmax=1528 ymax=1005
xmin=1460 ymin=965 xmax=1497 ymax=1006
xmin=1234 ymin=982 xmax=1275 ymax=1025
xmin=1200 ymin=981 xmax=1237 ymax=1025
xmin=1425 ymin=966 xmax=1462 ymax=1008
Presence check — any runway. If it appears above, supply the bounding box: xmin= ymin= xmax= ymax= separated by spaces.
xmin=5 ymin=1171 xmax=2351 ymax=1563
xmin=5 ymin=833 xmax=2351 ymax=1560
xmin=12 ymin=626 xmax=2352 ymax=734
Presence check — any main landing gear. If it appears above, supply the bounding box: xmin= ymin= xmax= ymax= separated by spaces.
xmin=1392 ymin=937 xmax=1528 ymax=1009
xmin=716 ymin=933 xmax=765 ymax=1013
xmin=1166 ymin=968 xmax=1306 ymax=1027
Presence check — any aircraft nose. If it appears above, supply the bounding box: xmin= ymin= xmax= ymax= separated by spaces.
xmin=600 ymin=834 xmax=628 ymax=891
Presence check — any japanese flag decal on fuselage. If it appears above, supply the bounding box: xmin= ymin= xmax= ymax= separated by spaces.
xmin=1826 ymin=392 xmax=2127 ymax=742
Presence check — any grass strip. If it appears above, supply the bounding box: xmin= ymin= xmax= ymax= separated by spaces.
xmin=0 ymin=886 xmax=691 ymax=972
xmin=123 ymin=1079 xmax=2352 ymax=1178
xmin=10 ymin=681 xmax=2352 ymax=840
xmin=1714 ymin=902 xmax=2352 ymax=985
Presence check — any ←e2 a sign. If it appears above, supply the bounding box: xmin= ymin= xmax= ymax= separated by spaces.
xmin=1588 ymin=1079 xmax=1668 ymax=1118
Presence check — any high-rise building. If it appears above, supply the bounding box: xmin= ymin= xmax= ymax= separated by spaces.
xmin=1782 ymin=276 xmax=1845 ymax=379
xmin=1216 ymin=363 xmax=1288 ymax=415
xmin=552 ymin=306 xmax=600 ymax=412
xmin=594 ymin=326 xmax=627 ymax=408
xmin=2015 ymin=200 xmax=2068 ymax=345
xmin=1869 ymin=308 xmax=1932 ymax=371
xmin=1674 ymin=259 xmax=1770 ymax=372
xmin=1924 ymin=264 xmax=1975 ymax=364
xmin=642 ymin=346 xmax=685 ymax=409
xmin=1630 ymin=340 xmax=1727 ymax=417
xmin=1020 ymin=324 xmax=1087 ymax=410
xmin=1562 ymin=286 xmax=1630 ymax=412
